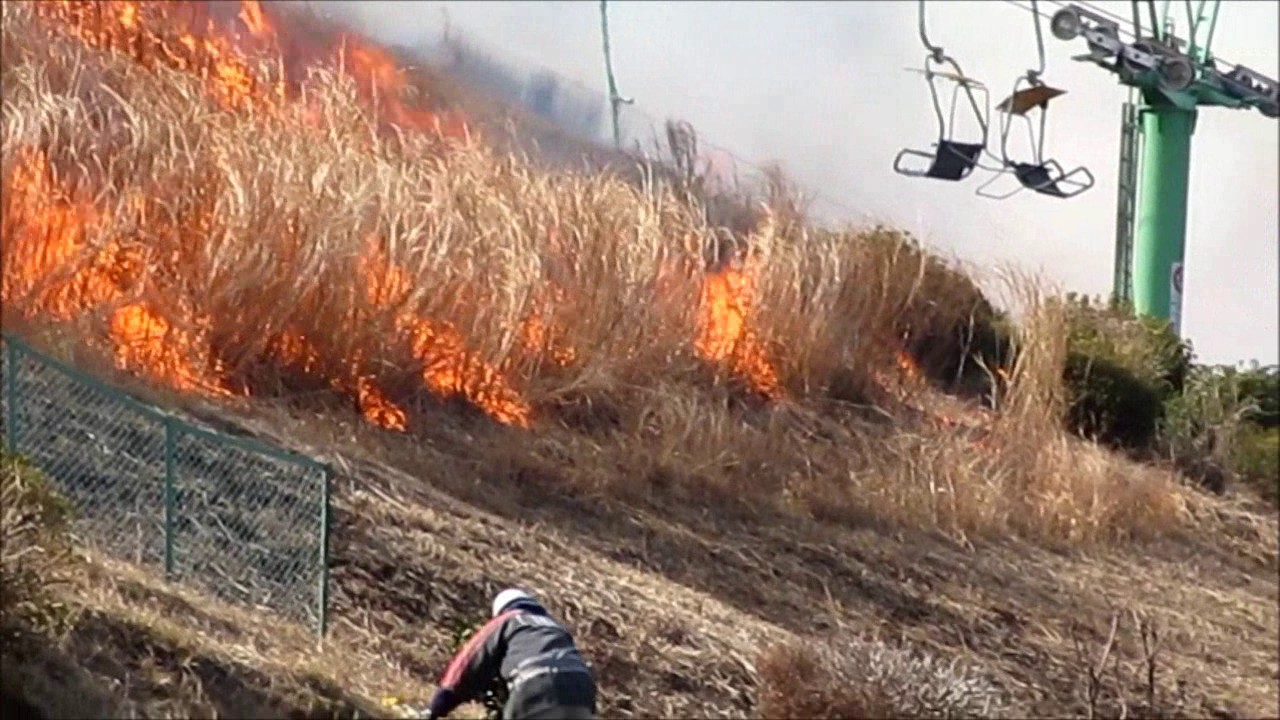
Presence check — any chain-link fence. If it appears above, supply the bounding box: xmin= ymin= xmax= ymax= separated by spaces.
xmin=0 ymin=334 xmax=331 ymax=635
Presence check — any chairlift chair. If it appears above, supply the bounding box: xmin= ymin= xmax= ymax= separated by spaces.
xmin=892 ymin=0 xmax=996 ymax=183
xmin=893 ymin=59 xmax=994 ymax=182
xmin=976 ymin=0 xmax=1095 ymax=200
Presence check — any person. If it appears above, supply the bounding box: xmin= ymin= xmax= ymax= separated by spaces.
xmin=425 ymin=588 xmax=597 ymax=720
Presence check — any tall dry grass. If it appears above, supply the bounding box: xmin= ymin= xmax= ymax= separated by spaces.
xmin=0 ymin=0 xmax=1190 ymax=544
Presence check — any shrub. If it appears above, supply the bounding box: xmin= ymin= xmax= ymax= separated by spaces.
xmin=754 ymin=638 xmax=1009 ymax=719
xmin=886 ymin=232 xmax=1014 ymax=392
xmin=1059 ymin=295 xmax=1191 ymax=449
xmin=1161 ymin=363 xmax=1279 ymax=499
xmin=0 ymin=451 xmax=73 ymax=632
xmin=1234 ymin=426 xmax=1279 ymax=505
xmin=1233 ymin=363 xmax=1279 ymax=428
xmin=1064 ymin=352 xmax=1166 ymax=449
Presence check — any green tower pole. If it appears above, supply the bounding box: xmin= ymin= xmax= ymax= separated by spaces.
xmin=1132 ymin=102 xmax=1197 ymax=334
xmin=1048 ymin=0 xmax=1275 ymax=337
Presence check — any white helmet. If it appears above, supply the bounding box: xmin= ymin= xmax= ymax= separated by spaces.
xmin=492 ymin=588 xmax=538 ymax=617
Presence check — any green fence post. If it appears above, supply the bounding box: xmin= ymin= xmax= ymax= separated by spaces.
xmin=164 ymin=418 xmax=177 ymax=577
xmin=4 ymin=340 xmax=18 ymax=452
xmin=317 ymin=464 xmax=332 ymax=638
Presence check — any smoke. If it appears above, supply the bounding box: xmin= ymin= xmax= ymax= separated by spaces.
xmin=310 ymin=0 xmax=1277 ymax=366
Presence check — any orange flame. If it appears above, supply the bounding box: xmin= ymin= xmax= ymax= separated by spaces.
xmin=695 ymin=263 xmax=783 ymax=399
xmin=896 ymin=349 xmax=922 ymax=383
xmin=238 ymin=0 xmax=270 ymax=38
xmin=32 ymin=1 xmax=272 ymax=113
xmin=2 ymin=148 xmax=119 ymax=320
xmin=341 ymin=38 xmax=469 ymax=138
xmin=109 ymin=303 xmax=232 ymax=396
xmin=5 ymin=0 xmax=807 ymax=438
xmin=361 ymin=240 xmax=533 ymax=428
xmin=2 ymin=148 xmax=232 ymax=396
xmin=3 ymin=2 xmax=498 ymax=430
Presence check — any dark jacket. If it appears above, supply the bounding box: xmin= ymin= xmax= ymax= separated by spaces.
xmin=427 ymin=604 xmax=592 ymax=719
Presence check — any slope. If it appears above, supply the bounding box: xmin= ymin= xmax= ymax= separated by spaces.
xmin=5 ymin=386 xmax=1276 ymax=718
xmin=1 ymin=2 xmax=1276 ymax=719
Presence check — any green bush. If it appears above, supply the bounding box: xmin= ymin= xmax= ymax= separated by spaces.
xmin=1234 ymin=426 xmax=1279 ymax=505
xmin=1059 ymin=295 xmax=1191 ymax=450
xmin=1161 ymin=363 xmax=1279 ymax=500
xmin=1233 ymin=363 xmax=1279 ymax=428
xmin=1064 ymin=352 xmax=1167 ymax=449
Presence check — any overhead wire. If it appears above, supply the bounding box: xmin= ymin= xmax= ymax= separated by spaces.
xmin=1001 ymin=0 xmax=1135 ymax=40
xmin=1004 ymin=0 xmax=1246 ymax=69
xmin=422 ymin=12 xmax=870 ymax=220
xmin=422 ymin=1 xmax=1255 ymax=225
xmin=1064 ymin=0 xmax=1139 ymax=34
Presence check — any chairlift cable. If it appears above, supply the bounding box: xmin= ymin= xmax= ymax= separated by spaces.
xmin=1004 ymin=0 xmax=1246 ymax=70
xmin=1063 ymin=0 xmax=1136 ymax=36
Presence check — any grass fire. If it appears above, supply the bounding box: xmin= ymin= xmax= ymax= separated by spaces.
xmin=2 ymin=3 xmax=1276 ymax=718
xmin=2 ymin=0 xmax=788 ymax=430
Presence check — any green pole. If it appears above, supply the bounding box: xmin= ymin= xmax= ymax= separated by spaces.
xmin=317 ymin=464 xmax=331 ymax=638
xmin=164 ymin=419 xmax=177 ymax=576
xmin=1132 ymin=102 xmax=1197 ymax=334
xmin=5 ymin=340 xmax=19 ymax=452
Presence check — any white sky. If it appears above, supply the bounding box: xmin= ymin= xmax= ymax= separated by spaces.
xmin=321 ymin=0 xmax=1279 ymax=366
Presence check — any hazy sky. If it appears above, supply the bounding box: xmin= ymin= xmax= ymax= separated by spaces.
xmin=321 ymin=0 xmax=1278 ymax=365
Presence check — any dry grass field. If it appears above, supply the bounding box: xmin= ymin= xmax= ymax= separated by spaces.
xmin=2 ymin=2 xmax=1276 ymax=718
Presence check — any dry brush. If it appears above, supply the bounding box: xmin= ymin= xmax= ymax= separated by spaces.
xmin=1 ymin=0 xmax=1191 ymax=546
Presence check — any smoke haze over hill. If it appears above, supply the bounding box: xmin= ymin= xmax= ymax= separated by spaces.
xmin=317 ymin=0 xmax=1278 ymax=366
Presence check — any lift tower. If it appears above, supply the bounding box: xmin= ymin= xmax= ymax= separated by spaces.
xmin=1049 ymin=1 xmax=1278 ymax=335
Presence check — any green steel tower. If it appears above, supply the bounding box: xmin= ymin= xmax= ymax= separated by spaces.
xmin=1049 ymin=1 xmax=1277 ymax=335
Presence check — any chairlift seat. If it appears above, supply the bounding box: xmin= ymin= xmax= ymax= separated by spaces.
xmin=929 ymin=141 xmax=987 ymax=180
xmin=997 ymin=85 xmax=1066 ymax=115
xmin=1013 ymin=160 xmax=1097 ymax=198
xmin=977 ymin=158 xmax=1094 ymax=200
xmin=894 ymin=140 xmax=986 ymax=181
xmin=1012 ymin=162 xmax=1067 ymax=196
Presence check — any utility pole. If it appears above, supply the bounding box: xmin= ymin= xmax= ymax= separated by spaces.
xmin=1051 ymin=1 xmax=1277 ymax=335
xmin=599 ymin=0 xmax=633 ymax=149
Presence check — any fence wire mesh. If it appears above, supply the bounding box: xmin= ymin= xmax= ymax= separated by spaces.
xmin=0 ymin=335 xmax=330 ymax=633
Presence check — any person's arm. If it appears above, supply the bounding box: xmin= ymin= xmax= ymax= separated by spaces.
xmin=426 ymin=612 xmax=517 ymax=719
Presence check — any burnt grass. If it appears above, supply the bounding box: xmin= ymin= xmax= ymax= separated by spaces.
xmin=2 ymin=335 xmax=1276 ymax=719
xmin=1 ymin=610 xmax=371 ymax=719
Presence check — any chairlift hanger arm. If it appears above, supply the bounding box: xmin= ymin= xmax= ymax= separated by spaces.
xmin=1201 ymin=1 xmax=1221 ymax=60
xmin=917 ymin=0 xmax=945 ymax=62
xmin=1180 ymin=0 xmax=1221 ymax=62
xmin=1145 ymin=0 xmax=1161 ymax=41
xmin=1029 ymin=0 xmax=1047 ymax=80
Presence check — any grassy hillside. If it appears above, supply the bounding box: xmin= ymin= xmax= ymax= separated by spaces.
xmin=2 ymin=1 xmax=1276 ymax=718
